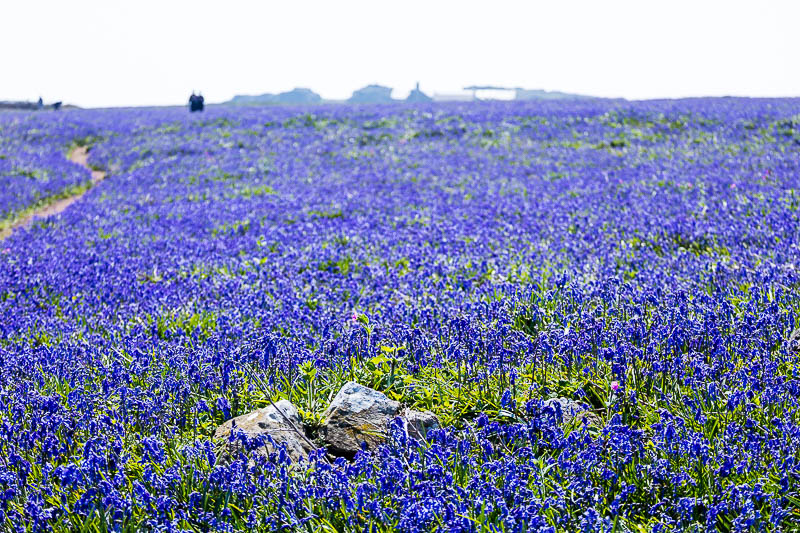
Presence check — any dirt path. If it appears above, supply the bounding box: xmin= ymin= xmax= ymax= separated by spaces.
xmin=0 ymin=146 xmax=106 ymax=240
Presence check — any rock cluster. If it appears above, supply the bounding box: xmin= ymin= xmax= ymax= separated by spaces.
xmin=215 ymin=381 xmax=440 ymax=462
xmin=215 ymin=385 xmax=602 ymax=464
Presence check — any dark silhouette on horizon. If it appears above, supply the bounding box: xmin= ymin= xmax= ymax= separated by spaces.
xmin=406 ymin=82 xmax=432 ymax=103
xmin=189 ymin=92 xmax=205 ymax=112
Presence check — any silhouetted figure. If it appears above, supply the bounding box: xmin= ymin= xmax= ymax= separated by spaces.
xmin=189 ymin=92 xmax=204 ymax=112
xmin=37 ymin=97 xmax=43 ymax=109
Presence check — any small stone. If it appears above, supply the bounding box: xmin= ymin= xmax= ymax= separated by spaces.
xmin=543 ymin=397 xmax=601 ymax=428
xmin=215 ymin=399 xmax=313 ymax=463
xmin=788 ymin=327 xmax=800 ymax=351
xmin=403 ymin=408 xmax=440 ymax=441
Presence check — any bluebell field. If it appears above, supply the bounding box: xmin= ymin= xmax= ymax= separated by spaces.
xmin=1 ymin=98 xmax=800 ymax=531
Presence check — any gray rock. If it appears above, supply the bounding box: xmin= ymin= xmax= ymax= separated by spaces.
xmin=543 ymin=397 xmax=601 ymax=427
xmin=403 ymin=408 xmax=440 ymax=440
xmin=322 ymin=381 xmax=441 ymax=456
xmin=322 ymin=381 xmax=400 ymax=455
xmin=215 ymin=399 xmax=313 ymax=463
xmin=788 ymin=327 xmax=800 ymax=352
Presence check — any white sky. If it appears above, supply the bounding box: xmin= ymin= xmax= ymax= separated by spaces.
xmin=1 ymin=0 xmax=798 ymax=108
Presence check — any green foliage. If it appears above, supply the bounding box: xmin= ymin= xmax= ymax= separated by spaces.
xmin=309 ymin=208 xmax=344 ymax=219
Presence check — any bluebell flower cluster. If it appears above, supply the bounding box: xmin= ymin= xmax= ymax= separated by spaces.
xmin=0 ymin=98 xmax=799 ymax=530
xmin=0 ymin=112 xmax=102 ymax=222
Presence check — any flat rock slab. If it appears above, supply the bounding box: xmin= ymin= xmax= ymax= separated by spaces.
xmin=322 ymin=381 xmax=440 ymax=456
xmin=215 ymin=399 xmax=313 ymax=463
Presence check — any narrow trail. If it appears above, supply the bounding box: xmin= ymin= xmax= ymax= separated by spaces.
xmin=0 ymin=146 xmax=106 ymax=241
